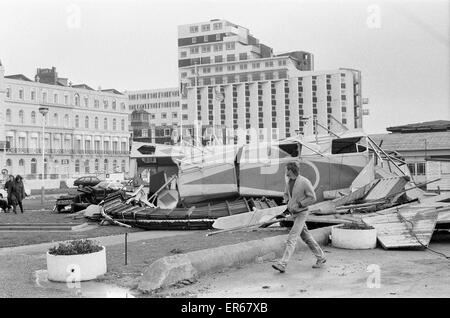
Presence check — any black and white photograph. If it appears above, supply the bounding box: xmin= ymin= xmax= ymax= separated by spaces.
xmin=0 ymin=0 xmax=449 ymax=302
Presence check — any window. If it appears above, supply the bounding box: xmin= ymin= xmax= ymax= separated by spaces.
xmin=239 ymin=53 xmax=248 ymax=60
xmin=64 ymin=95 xmax=68 ymax=105
xmin=104 ymin=159 xmax=108 ymax=172
xmin=64 ymin=114 xmax=69 ymax=126
xmin=227 ymin=65 xmax=235 ymax=71
xmin=215 ymin=55 xmax=223 ymax=63
xmin=226 ymin=42 xmax=235 ymax=50
xmin=6 ymin=159 xmax=12 ymax=167
xmin=192 ymin=37 xmax=197 ymax=44
xmin=190 ymin=25 xmax=199 ymax=33
xmin=75 ymin=159 xmax=80 ymax=173
xmin=104 ymin=118 xmax=108 ymax=130
xmin=113 ymin=118 xmax=117 ymax=130
xmin=95 ymin=117 xmax=99 ymax=129
xmin=95 ymin=159 xmax=99 ymax=172
xmin=31 ymin=158 xmax=37 ymax=174
xmin=94 ymin=99 xmax=99 ymax=108
xmin=215 ymin=34 xmax=221 ymax=40
xmin=162 ymin=113 xmax=167 ymax=119
xmin=54 ymin=113 xmax=59 ymax=126
xmin=31 ymin=111 xmax=36 ymax=124
xmin=121 ymin=119 xmax=125 ymax=131
xmin=85 ymin=116 xmax=89 ymax=128
xmin=213 ymin=22 xmax=222 ymax=30
xmin=190 ymin=46 xmax=199 ymax=54
xmin=214 ymin=44 xmax=223 ymax=52
xmin=19 ymin=159 xmax=24 ymax=167
xmin=19 ymin=110 xmax=24 ymax=124
xmin=407 ymin=163 xmax=416 ymax=175
xmin=6 ymin=109 xmax=11 ymax=122
xmin=75 ymin=94 xmax=80 ymax=106
xmin=103 ymin=100 xmax=109 ymax=109
xmin=84 ymin=97 xmax=89 ymax=107
xmin=180 ymin=51 xmax=187 ymax=58
xmin=201 ymin=24 xmax=210 ymax=31
xmin=31 ymin=90 xmax=35 ymax=100
xmin=6 ymin=88 xmax=10 ymax=98
xmin=417 ymin=163 xmax=426 ymax=175
xmin=43 ymin=92 xmax=47 ymax=103
xmin=203 ymin=67 xmax=211 ymax=74
xmin=172 ymin=112 xmax=178 ymax=118
xmin=121 ymin=160 xmax=126 ymax=173
xmin=252 ymin=62 xmax=260 ymax=68
xmin=75 ymin=115 xmax=79 ymax=128
xmin=112 ymin=100 xmax=117 ymax=110
xmin=227 ymin=54 xmax=235 ymax=62
xmin=182 ymin=114 xmax=188 ymax=120
xmin=19 ymin=89 xmax=24 ymax=99
xmin=121 ymin=102 xmax=126 ymax=110
xmin=239 ymin=64 xmax=248 ymax=70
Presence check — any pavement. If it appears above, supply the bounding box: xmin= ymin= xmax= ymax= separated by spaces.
xmin=0 ymin=230 xmax=196 ymax=297
xmin=152 ymin=234 xmax=450 ymax=298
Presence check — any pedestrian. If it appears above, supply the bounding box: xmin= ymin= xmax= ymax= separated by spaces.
xmin=0 ymin=193 xmax=8 ymax=213
xmin=10 ymin=175 xmax=26 ymax=214
xmin=4 ymin=175 xmax=14 ymax=213
xmin=272 ymin=162 xmax=326 ymax=273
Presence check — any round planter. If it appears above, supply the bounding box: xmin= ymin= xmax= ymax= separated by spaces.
xmin=331 ymin=225 xmax=377 ymax=249
xmin=46 ymin=246 xmax=107 ymax=282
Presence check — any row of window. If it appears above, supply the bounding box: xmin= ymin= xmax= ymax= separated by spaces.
xmin=189 ymin=70 xmax=288 ymax=86
xmin=128 ymin=91 xmax=179 ymax=100
xmin=189 ymin=22 xmax=223 ymax=33
xmin=5 ymin=87 xmax=127 ymax=112
xmin=5 ymin=109 xmax=127 ymax=131
xmin=128 ymin=101 xmax=180 ymax=110
xmin=5 ymin=158 xmax=127 ymax=174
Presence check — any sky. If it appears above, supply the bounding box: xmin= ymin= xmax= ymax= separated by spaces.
xmin=0 ymin=0 xmax=449 ymax=134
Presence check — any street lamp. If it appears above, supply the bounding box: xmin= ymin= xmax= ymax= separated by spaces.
xmin=39 ymin=106 xmax=49 ymax=204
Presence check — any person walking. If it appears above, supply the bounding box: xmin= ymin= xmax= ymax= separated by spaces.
xmin=10 ymin=175 xmax=26 ymax=214
xmin=4 ymin=175 xmax=15 ymax=213
xmin=272 ymin=162 xmax=326 ymax=273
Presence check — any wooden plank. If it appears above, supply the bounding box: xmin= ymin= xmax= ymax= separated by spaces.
xmin=362 ymin=208 xmax=439 ymax=249
xmin=212 ymin=205 xmax=287 ymax=230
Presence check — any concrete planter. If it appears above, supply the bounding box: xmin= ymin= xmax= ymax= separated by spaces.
xmin=46 ymin=246 xmax=107 ymax=282
xmin=331 ymin=225 xmax=377 ymax=249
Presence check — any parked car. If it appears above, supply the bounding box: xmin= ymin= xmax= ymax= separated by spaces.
xmin=73 ymin=176 xmax=101 ymax=188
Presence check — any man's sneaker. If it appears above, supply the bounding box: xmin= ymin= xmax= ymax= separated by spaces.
xmin=272 ymin=263 xmax=286 ymax=273
xmin=312 ymin=258 xmax=326 ymax=269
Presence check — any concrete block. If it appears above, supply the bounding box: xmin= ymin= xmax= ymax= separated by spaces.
xmin=138 ymin=254 xmax=197 ymax=293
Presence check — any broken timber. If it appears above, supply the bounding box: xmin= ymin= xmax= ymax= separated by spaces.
xmin=362 ymin=205 xmax=442 ymax=249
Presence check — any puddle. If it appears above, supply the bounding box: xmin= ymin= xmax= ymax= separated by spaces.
xmin=35 ymin=270 xmax=136 ymax=298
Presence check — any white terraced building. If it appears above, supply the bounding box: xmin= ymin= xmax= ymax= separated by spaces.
xmin=176 ymin=19 xmax=365 ymax=145
xmin=0 ymin=64 xmax=131 ymax=188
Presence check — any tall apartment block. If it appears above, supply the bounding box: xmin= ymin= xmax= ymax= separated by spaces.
xmin=176 ymin=19 xmax=364 ymax=145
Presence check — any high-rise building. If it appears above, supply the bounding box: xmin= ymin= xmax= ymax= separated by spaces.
xmin=176 ymin=19 xmax=364 ymax=145
xmin=0 ymin=65 xmax=131 ymax=187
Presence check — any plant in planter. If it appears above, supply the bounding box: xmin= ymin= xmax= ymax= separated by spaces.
xmin=331 ymin=222 xmax=377 ymax=250
xmin=47 ymin=239 xmax=107 ymax=282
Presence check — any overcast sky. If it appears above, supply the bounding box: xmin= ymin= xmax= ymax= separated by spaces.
xmin=0 ymin=0 xmax=449 ymax=133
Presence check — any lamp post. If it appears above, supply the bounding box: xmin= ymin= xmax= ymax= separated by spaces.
xmin=39 ymin=106 xmax=49 ymax=204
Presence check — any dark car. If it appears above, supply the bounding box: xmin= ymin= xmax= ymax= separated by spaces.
xmin=73 ymin=176 xmax=101 ymax=188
